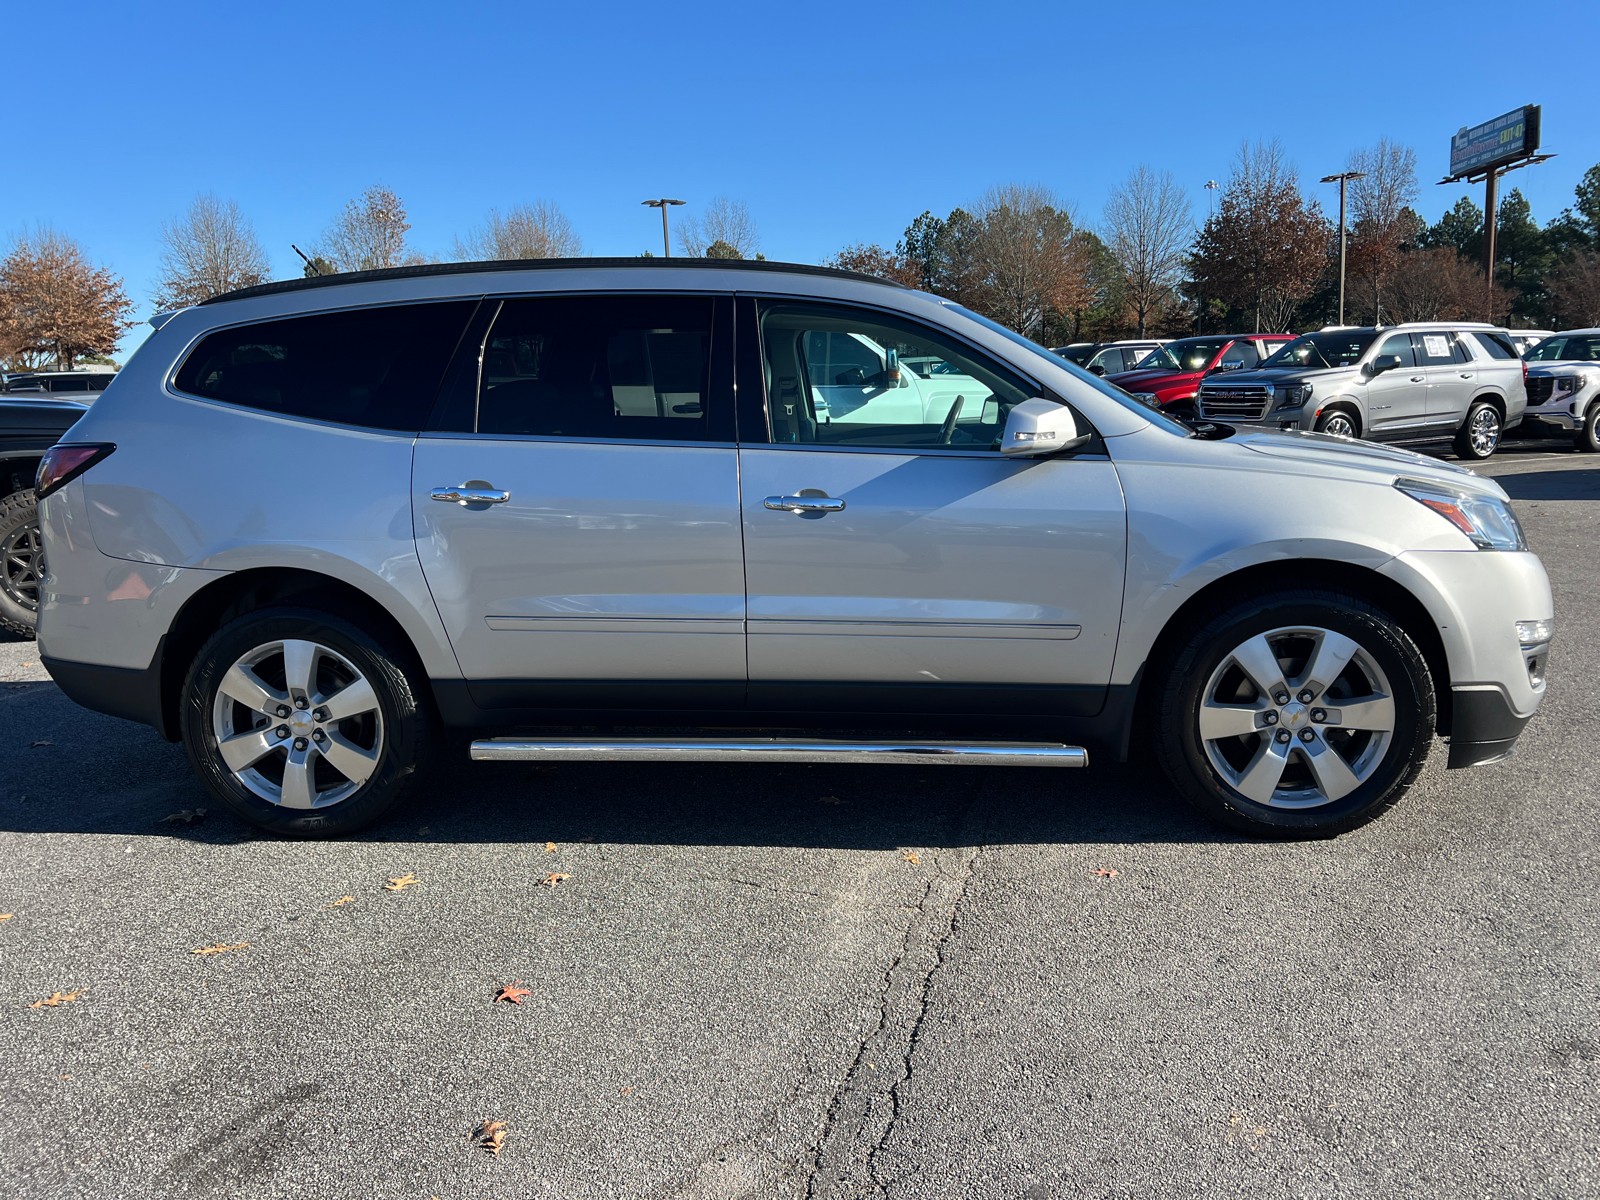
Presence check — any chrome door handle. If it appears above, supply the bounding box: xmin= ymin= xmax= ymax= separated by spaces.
xmin=1409 ymin=376 xmax=1425 ymax=382
xmin=764 ymin=494 xmax=846 ymax=514
xmin=431 ymin=484 xmax=510 ymax=505
xmin=1459 ymin=372 xmax=1474 ymax=379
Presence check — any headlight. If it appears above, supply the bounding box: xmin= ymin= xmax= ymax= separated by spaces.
xmin=1556 ymin=376 xmax=1578 ymax=394
xmin=1394 ymin=477 xmax=1527 ymax=551
xmin=1516 ymin=619 xmax=1553 ymax=646
xmin=1286 ymin=382 xmax=1313 ymax=404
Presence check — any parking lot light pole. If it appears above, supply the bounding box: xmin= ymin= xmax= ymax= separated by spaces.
xmin=642 ymin=199 xmax=685 ymax=257
xmin=1321 ymin=171 xmax=1365 ymax=326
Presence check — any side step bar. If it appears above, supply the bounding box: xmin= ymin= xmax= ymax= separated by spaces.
xmin=469 ymin=737 xmax=1087 ymax=768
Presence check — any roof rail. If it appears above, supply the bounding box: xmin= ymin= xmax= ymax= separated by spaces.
xmin=200 ymin=256 xmax=907 ymax=306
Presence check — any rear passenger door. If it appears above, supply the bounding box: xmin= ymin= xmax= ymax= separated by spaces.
xmin=1412 ymin=331 xmax=1469 ymax=430
xmin=412 ymin=293 xmax=747 ymax=712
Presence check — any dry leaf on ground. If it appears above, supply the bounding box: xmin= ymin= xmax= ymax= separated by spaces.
xmin=494 ymin=981 xmax=532 ymax=1005
xmin=383 ymin=873 xmax=420 ymax=891
xmin=193 ymin=942 xmax=249 ymax=956
xmin=902 ymin=851 xmax=921 ymax=865
xmin=163 ymin=808 xmax=207 ymax=824
xmin=0 ymin=914 xmax=14 ymax=922
xmin=620 ymin=1085 xmax=633 ymax=1094
xmin=324 ymin=896 xmax=355 ymax=908
xmin=29 ymin=989 xmax=86 ymax=1008
xmin=539 ymin=873 xmax=570 ymax=888
xmin=469 ymin=1119 xmax=508 ymax=1156
xmin=1091 ymin=867 xmax=1120 ymax=878
xmin=544 ymin=841 xmax=557 ymax=853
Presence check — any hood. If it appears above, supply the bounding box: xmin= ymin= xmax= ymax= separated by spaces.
xmin=1230 ymin=428 xmax=1505 ymax=497
xmin=1526 ymin=362 xmax=1593 ymax=375
xmin=0 ymin=396 xmax=91 ymax=435
xmin=1202 ymin=366 xmax=1342 ymax=388
xmin=1107 ymin=367 xmax=1199 ymax=388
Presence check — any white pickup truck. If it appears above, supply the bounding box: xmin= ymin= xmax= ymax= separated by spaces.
xmin=806 ymin=332 xmax=999 ymax=432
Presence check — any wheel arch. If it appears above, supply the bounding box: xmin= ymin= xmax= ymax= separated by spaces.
xmin=1130 ymin=557 xmax=1454 ymax=740
xmin=1468 ymin=389 xmax=1508 ymax=422
xmin=1315 ymin=399 xmax=1363 ymax=435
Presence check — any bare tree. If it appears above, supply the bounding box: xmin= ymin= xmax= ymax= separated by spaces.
xmin=1384 ymin=246 xmax=1482 ymax=321
xmin=678 ymin=197 xmax=760 ymax=259
xmin=965 ymin=184 xmax=1093 ymax=338
xmin=1102 ymin=166 xmax=1192 ymax=336
xmin=317 ymin=185 xmax=416 ymax=273
xmin=1548 ymin=251 xmax=1600 ymax=326
xmin=1345 ymin=139 xmax=1420 ymax=322
xmin=152 ymin=193 xmax=270 ymax=309
xmin=454 ymin=202 xmax=582 ymax=261
xmin=0 ymin=228 xmax=135 ymax=370
xmin=824 ymin=243 xmax=924 ymax=288
xmin=1189 ymin=141 xmax=1329 ymax=332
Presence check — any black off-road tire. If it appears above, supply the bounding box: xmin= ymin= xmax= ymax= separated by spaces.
xmin=1453 ymin=400 xmax=1502 ymax=460
xmin=0 ymin=489 xmax=41 ymax=638
xmin=1153 ymin=585 xmax=1436 ymax=838
xmin=180 ymin=606 xmax=436 ymax=837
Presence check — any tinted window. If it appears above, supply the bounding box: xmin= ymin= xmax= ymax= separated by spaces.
xmin=1137 ymin=338 xmax=1229 ymax=372
xmin=1411 ymin=332 xmax=1455 ymax=365
xmin=1218 ymin=341 xmax=1259 ymax=369
xmin=1054 ymin=344 xmax=1095 ymax=365
xmin=475 ymin=294 xmax=718 ymax=441
xmin=759 ymin=301 xmax=1034 ymax=451
xmin=84 ymin=375 xmax=112 ymax=390
xmin=174 ymin=301 xmax=474 ymax=431
xmin=1376 ymin=333 xmax=1416 ymax=368
xmin=47 ymin=377 xmax=90 ymax=392
xmin=1526 ymin=334 xmax=1600 ymax=362
xmin=1450 ymin=334 xmax=1474 ymax=363
xmin=1262 ymin=331 xmax=1378 ymax=370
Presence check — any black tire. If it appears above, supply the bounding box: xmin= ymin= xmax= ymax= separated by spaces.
xmin=1577 ymin=404 xmax=1600 ymax=453
xmin=1314 ymin=407 xmax=1360 ymax=439
xmin=1153 ymin=586 xmax=1435 ymax=838
xmin=0 ymin=489 xmax=41 ymax=638
xmin=1453 ymin=400 xmax=1501 ymax=460
xmin=179 ymin=606 xmax=436 ymax=837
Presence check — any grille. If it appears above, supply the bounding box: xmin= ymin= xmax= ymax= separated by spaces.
xmin=1525 ymin=377 xmax=1554 ymax=405
xmin=1198 ymin=385 xmax=1272 ymax=421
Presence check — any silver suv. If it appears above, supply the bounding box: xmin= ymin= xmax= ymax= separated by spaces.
xmin=1196 ymin=324 xmax=1526 ymax=460
xmin=34 ymin=260 xmax=1552 ymax=839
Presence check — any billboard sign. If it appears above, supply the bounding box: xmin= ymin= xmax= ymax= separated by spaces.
xmin=1449 ymin=105 xmax=1541 ymax=179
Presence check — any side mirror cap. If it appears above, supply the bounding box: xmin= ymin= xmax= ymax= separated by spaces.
xmin=1369 ymin=354 xmax=1403 ymax=375
xmin=1216 ymin=360 xmax=1245 ymax=373
xmin=884 ymin=347 xmax=901 ymax=387
xmin=1000 ymin=397 xmax=1090 ymax=457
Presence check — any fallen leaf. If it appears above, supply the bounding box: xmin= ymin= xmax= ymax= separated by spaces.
xmin=60 ymin=1074 xmax=71 ymax=1080
xmin=544 ymin=841 xmax=557 ymax=853
xmin=163 ymin=808 xmax=208 ymax=824
xmin=0 ymin=914 xmax=13 ymax=922
xmin=902 ymin=851 xmax=921 ymax=865
xmin=494 ymin=980 xmax=532 ymax=1005
xmin=1091 ymin=867 xmax=1120 ymax=878
xmin=817 ymin=795 xmax=844 ymax=806
xmin=29 ymin=740 xmax=53 ymax=747
xmin=383 ymin=873 xmax=420 ymax=891
xmin=469 ymin=1118 xmax=508 ymax=1156
xmin=29 ymin=988 xmax=86 ymax=1008
xmin=619 ymin=1085 xmax=633 ymax=1094
xmin=324 ymin=896 xmax=355 ymax=909
xmin=538 ymin=873 xmax=570 ymax=888
xmin=193 ymin=941 xmax=249 ymax=956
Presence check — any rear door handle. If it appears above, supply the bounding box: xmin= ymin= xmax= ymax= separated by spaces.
xmin=764 ymin=493 xmax=846 ymax=515
xmin=1409 ymin=376 xmax=1425 ymax=382
xmin=1459 ymin=372 xmax=1474 ymax=379
xmin=431 ymin=484 xmax=510 ymax=505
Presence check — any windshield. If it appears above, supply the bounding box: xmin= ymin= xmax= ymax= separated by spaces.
xmin=1053 ymin=344 xmax=1095 ymax=365
xmin=950 ymin=305 xmax=1191 ymax=436
xmin=1132 ymin=339 xmax=1229 ymax=373
xmin=1527 ymin=335 xmax=1600 ymax=362
xmin=1262 ymin=331 xmax=1378 ymax=371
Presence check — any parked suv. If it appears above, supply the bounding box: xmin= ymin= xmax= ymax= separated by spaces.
xmin=35 ymin=260 xmax=1551 ymax=840
xmin=1197 ymin=324 xmax=1526 ymax=460
xmin=1052 ymin=340 xmax=1166 ymax=376
xmin=1108 ymin=334 xmax=1294 ymax=418
xmin=1520 ymin=329 xmax=1600 ymax=452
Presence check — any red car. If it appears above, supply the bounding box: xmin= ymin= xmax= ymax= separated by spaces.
xmin=1107 ymin=334 xmax=1293 ymax=417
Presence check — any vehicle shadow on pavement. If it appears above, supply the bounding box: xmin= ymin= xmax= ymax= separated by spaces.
xmin=0 ymin=683 xmax=1236 ymax=849
xmin=1495 ymin=469 xmax=1600 ymax=500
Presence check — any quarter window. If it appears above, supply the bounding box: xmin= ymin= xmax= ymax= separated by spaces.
xmin=173 ymin=301 xmax=475 ymax=431
xmin=758 ymin=302 xmax=1034 ymax=451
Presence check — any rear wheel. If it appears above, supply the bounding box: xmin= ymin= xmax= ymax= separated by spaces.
xmin=1314 ymin=408 xmax=1359 ymax=439
xmin=1454 ymin=400 xmax=1501 ymax=459
xmin=0 ymin=489 xmax=40 ymax=638
xmin=1154 ymin=587 xmax=1435 ymax=837
xmin=179 ymin=606 xmax=435 ymax=837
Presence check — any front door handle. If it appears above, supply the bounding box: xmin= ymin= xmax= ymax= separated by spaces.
xmin=765 ymin=492 xmax=846 ymax=515
xmin=431 ymin=483 xmax=511 ymax=505
xmin=1409 ymin=376 xmax=1426 ymax=383
xmin=1459 ymin=372 xmax=1474 ymax=379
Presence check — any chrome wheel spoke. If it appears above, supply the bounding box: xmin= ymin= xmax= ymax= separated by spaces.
xmin=1198 ymin=701 xmax=1264 ymax=740
xmin=1233 ymin=738 xmax=1291 ymax=803
xmin=1230 ymin=634 xmax=1288 ymax=700
xmin=218 ymin=663 xmax=283 ymax=714
xmin=280 ymin=639 xmax=319 ymax=698
xmin=278 ymin=744 xmax=318 ymax=809
xmin=1301 ymin=630 xmax=1360 ymax=696
xmin=319 ymin=676 xmax=378 ymax=721
xmin=218 ymin=728 xmax=279 ymax=773
xmin=1303 ymin=739 xmax=1362 ymax=801
xmin=319 ymin=730 xmax=379 ymax=785
xmin=1326 ymin=694 xmax=1395 ymax=733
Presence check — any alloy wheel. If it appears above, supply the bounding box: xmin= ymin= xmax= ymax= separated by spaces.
xmin=210 ymin=639 xmax=384 ymax=809
xmin=1197 ymin=625 xmax=1395 ymax=809
xmin=1469 ymin=406 xmax=1501 ymax=456
xmin=1321 ymin=413 xmax=1356 ymax=438
xmin=1 ymin=519 xmax=41 ymax=613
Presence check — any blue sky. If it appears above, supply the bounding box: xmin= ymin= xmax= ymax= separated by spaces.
xmin=5 ymin=0 xmax=1596 ymax=359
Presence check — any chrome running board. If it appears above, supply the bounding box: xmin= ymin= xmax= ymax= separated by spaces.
xmin=469 ymin=737 xmax=1087 ymax=768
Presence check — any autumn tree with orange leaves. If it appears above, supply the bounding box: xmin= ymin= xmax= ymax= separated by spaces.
xmin=0 ymin=229 xmax=135 ymax=370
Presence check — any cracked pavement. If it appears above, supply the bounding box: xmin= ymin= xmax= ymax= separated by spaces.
xmin=2 ymin=445 xmax=1598 ymax=1199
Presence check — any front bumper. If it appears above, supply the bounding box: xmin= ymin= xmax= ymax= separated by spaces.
xmin=1447 ymin=685 xmax=1534 ymax=768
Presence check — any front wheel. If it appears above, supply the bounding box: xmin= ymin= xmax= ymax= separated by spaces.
xmin=1454 ymin=400 xmax=1501 ymax=459
xmin=179 ymin=606 xmax=436 ymax=837
xmin=1314 ymin=408 xmax=1359 ymax=439
xmin=1577 ymin=404 xmax=1600 ymax=453
xmin=1154 ymin=587 xmax=1435 ymax=837
xmin=0 ymin=488 xmax=41 ymax=638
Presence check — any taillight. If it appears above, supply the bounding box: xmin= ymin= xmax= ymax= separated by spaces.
xmin=36 ymin=443 xmax=115 ymax=499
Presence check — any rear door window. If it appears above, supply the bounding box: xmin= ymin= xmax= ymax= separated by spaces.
xmin=173 ymin=301 xmax=476 ymax=431
xmin=1410 ymin=332 xmax=1455 ymax=366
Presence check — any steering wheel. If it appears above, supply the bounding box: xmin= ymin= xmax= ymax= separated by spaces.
xmin=939 ymin=395 xmax=964 ymax=444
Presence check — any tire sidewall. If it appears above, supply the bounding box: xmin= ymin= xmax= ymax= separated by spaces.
xmin=180 ymin=607 xmax=430 ymax=837
xmin=0 ymin=489 xmax=39 ymax=637
xmin=1457 ymin=402 xmax=1500 ymax=459
xmin=1316 ymin=408 xmax=1358 ymax=439
xmin=1582 ymin=404 xmax=1600 ymax=453
xmin=1163 ymin=597 xmax=1433 ymax=836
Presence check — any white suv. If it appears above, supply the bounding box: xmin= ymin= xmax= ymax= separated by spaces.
xmin=34 ymin=260 xmax=1552 ymax=839
xmin=1522 ymin=329 xmax=1600 ymax=452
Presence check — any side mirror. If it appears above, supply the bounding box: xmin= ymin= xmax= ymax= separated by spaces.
xmin=1214 ymin=359 xmax=1245 ymax=373
xmin=1000 ymin=397 xmax=1090 ymax=457
xmin=1368 ymin=354 xmax=1402 ymax=376
xmin=883 ymin=348 xmax=901 ymax=387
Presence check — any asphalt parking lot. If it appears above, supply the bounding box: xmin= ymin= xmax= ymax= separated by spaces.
xmin=3 ymin=442 xmax=1598 ymax=1200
